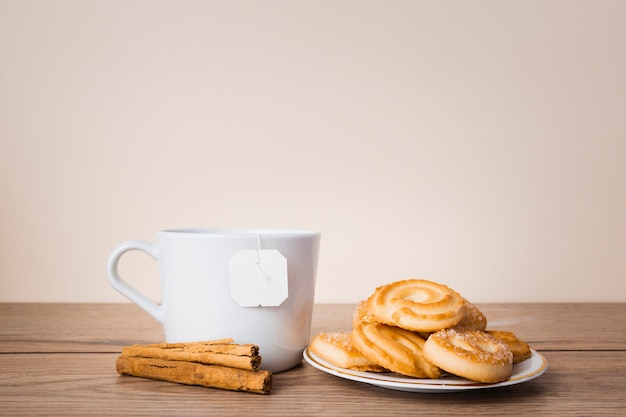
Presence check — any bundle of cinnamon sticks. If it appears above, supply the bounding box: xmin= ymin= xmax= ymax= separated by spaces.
xmin=115 ymin=338 xmax=272 ymax=394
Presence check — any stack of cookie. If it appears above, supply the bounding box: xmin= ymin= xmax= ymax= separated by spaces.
xmin=309 ymin=279 xmax=531 ymax=383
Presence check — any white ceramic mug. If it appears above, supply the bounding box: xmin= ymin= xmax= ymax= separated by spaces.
xmin=106 ymin=228 xmax=320 ymax=372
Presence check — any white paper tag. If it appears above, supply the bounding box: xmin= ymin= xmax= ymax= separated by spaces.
xmin=229 ymin=249 xmax=288 ymax=307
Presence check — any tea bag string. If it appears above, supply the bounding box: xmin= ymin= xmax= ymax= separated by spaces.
xmin=256 ymin=235 xmax=270 ymax=280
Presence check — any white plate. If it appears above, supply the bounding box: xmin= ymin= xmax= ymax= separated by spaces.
xmin=303 ymin=348 xmax=548 ymax=393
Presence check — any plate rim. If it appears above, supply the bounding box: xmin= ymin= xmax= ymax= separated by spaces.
xmin=303 ymin=347 xmax=548 ymax=393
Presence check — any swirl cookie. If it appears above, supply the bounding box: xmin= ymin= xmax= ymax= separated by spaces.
xmin=309 ymin=332 xmax=386 ymax=372
xmin=367 ymin=279 xmax=465 ymax=332
xmin=350 ymin=322 xmax=441 ymax=378
xmin=423 ymin=327 xmax=513 ymax=383
xmin=486 ymin=330 xmax=532 ymax=364
xmin=457 ymin=298 xmax=487 ymax=331
xmin=352 ymin=299 xmax=376 ymax=327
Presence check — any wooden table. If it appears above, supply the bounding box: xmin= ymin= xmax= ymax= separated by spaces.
xmin=1 ymin=303 xmax=625 ymax=416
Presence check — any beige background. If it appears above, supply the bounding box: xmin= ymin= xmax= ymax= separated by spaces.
xmin=1 ymin=0 xmax=625 ymax=304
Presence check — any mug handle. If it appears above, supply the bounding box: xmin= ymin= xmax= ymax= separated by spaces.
xmin=106 ymin=240 xmax=163 ymax=324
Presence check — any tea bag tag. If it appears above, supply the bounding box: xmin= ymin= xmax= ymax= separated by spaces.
xmin=229 ymin=249 xmax=288 ymax=307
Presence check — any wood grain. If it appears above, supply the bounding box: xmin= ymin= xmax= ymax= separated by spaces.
xmin=2 ymin=303 xmax=624 ymax=352
xmin=0 ymin=351 xmax=624 ymax=416
xmin=0 ymin=303 xmax=163 ymax=352
xmin=0 ymin=303 xmax=625 ymax=416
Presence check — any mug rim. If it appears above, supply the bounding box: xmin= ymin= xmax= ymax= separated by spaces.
xmin=159 ymin=228 xmax=320 ymax=237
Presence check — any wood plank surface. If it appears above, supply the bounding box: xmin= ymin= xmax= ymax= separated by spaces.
xmin=0 ymin=303 xmax=164 ymax=352
xmin=0 ymin=351 xmax=623 ymax=417
xmin=1 ymin=303 xmax=625 ymax=416
xmin=1 ymin=303 xmax=624 ymax=352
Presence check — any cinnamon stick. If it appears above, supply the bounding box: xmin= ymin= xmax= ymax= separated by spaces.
xmin=122 ymin=340 xmax=261 ymax=370
xmin=116 ymin=356 xmax=272 ymax=395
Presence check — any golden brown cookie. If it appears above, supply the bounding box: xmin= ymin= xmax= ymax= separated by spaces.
xmin=350 ymin=322 xmax=441 ymax=378
xmin=367 ymin=279 xmax=465 ymax=332
xmin=423 ymin=327 xmax=513 ymax=383
xmin=309 ymin=332 xmax=386 ymax=372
